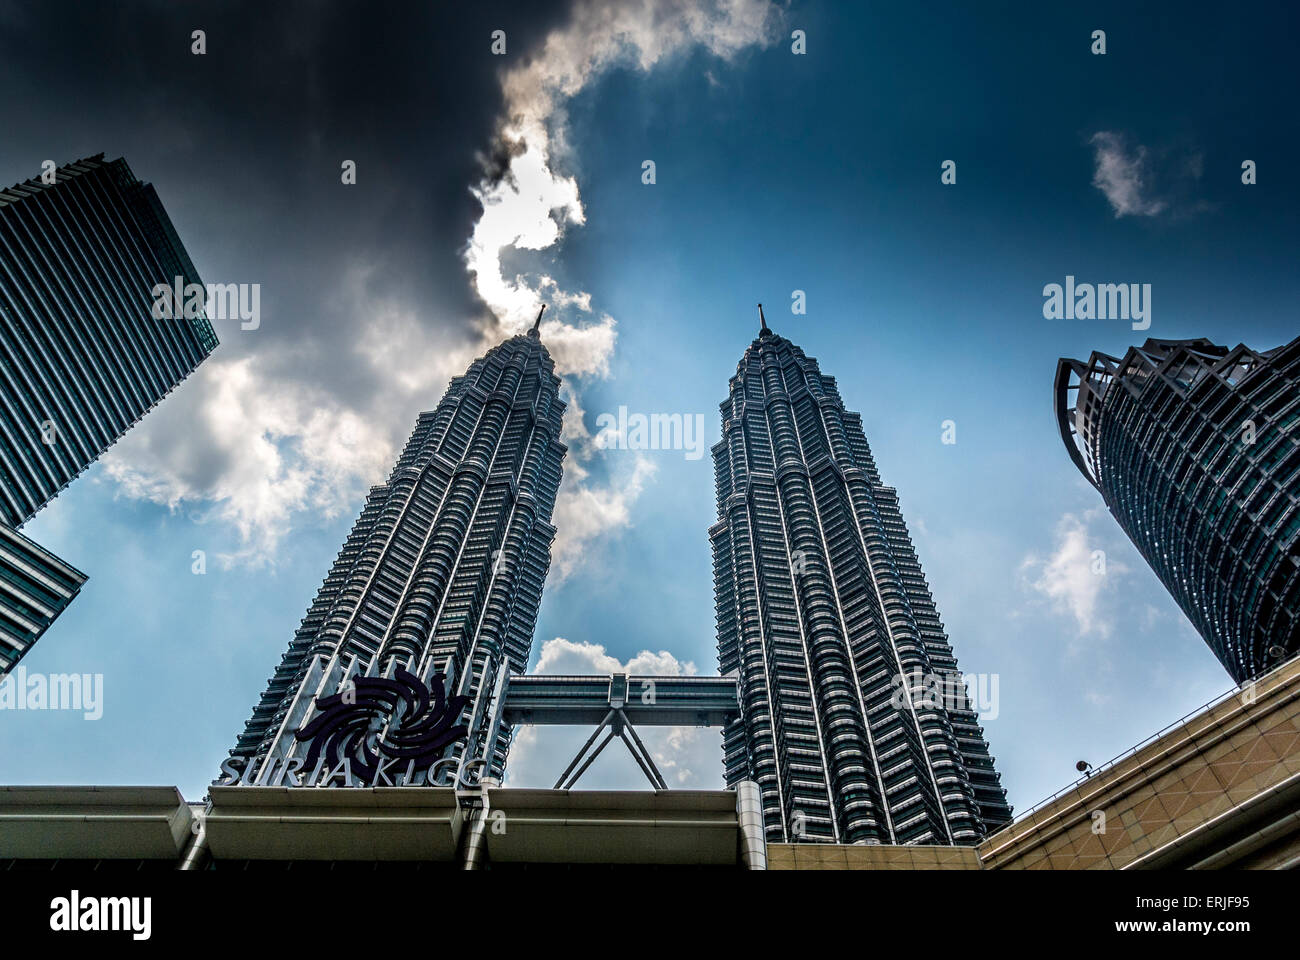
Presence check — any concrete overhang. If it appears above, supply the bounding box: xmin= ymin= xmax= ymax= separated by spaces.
xmin=204 ymin=785 xmax=463 ymax=861
xmin=480 ymin=788 xmax=742 ymax=865
xmin=978 ymin=653 xmax=1300 ymax=870
xmin=0 ymin=785 xmax=191 ymax=860
xmin=1124 ymin=770 xmax=1300 ymax=870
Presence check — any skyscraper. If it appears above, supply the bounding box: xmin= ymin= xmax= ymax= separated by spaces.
xmin=0 ymin=154 xmax=218 ymax=673
xmin=709 ymin=309 xmax=1011 ymax=844
xmin=0 ymin=155 xmax=218 ymax=527
xmin=227 ymin=314 xmax=566 ymax=789
xmin=1056 ymin=335 xmax=1300 ymax=683
xmin=0 ymin=524 xmax=86 ymax=676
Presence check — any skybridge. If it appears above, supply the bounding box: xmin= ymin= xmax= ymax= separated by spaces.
xmin=499 ymin=673 xmax=740 ymax=790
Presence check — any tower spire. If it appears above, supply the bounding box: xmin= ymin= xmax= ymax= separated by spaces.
xmin=758 ymin=303 xmax=771 ymax=337
xmin=709 ymin=326 xmax=1013 ymax=844
xmin=529 ymin=303 xmax=546 ymax=338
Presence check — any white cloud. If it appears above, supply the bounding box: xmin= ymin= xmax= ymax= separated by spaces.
xmin=537 ymin=312 xmax=618 ymax=378
xmin=465 ymin=0 xmax=780 ymax=353
xmin=551 ymin=455 xmax=657 ymax=582
xmin=103 ymin=263 xmax=462 ymax=565
xmin=537 ymin=275 xmax=591 ymax=313
xmin=464 ymin=1 xmax=778 ymax=576
xmin=1089 ymin=130 xmax=1168 ymax=218
xmin=505 ymin=637 xmax=720 ymax=789
xmin=548 ymin=381 xmax=658 ymax=581
xmin=533 ymin=636 xmax=697 ymax=676
xmin=102 ymin=0 xmax=779 ymax=580
xmin=105 ymin=357 xmax=376 ymax=564
xmin=1020 ymin=510 xmax=1129 ymax=639
xmin=466 ymin=131 xmax=586 ymax=340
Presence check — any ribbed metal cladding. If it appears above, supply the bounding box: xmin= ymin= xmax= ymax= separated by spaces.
xmin=1056 ymin=336 xmax=1300 ymax=683
xmin=0 ymin=154 xmax=215 ymax=675
xmin=710 ymin=322 xmax=1011 ymax=845
xmin=232 ymin=329 xmax=566 ymax=784
xmin=0 ymin=522 xmax=86 ymax=674
xmin=0 ymin=154 xmax=218 ymax=529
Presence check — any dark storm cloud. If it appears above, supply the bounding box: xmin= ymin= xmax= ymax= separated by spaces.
xmin=0 ymin=0 xmax=571 ymax=557
xmin=1 ymin=0 xmax=567 ymax=350
xmin=0 ymin=0 xmax=781 ymax=568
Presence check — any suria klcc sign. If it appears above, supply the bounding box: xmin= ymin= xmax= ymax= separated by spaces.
xmin=216 ymin=670 xmax=471 ymax=788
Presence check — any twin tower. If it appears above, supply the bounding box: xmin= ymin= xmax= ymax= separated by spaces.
xmin=228 ymin=310 xmax=1014 ymax=845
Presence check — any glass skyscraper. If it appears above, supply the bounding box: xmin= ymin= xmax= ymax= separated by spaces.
xmin=0 ymin=154 xmax=217 ymax=673
xmin=0 ymin=154 xmax=218 ymax=527
xmin=0 ymin=524 xmax=85 ymax=676
xmin=1056 ymin=335 xmax=1300 ymax=683
xmin=709 ymin=310 xmax=1011 ymax=844
xmin=228 ymin=317 xmax=566 ymax=788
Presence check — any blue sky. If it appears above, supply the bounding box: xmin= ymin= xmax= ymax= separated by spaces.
xmin=2 ymin=0 xmax=1297 ymax=812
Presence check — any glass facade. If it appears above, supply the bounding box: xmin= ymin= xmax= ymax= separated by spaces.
xmin=0 ymin=523 xmax=86 ymax=674
xmin=0 ymin=155 xmax=217 ymax=528
xmin=710 ymin=316 xmax=1011 ymax=844
xmin=0 ymin=154 xmax=216 ymax=674
xmin=230 ymin=325 xmax=566 ymax=787
xmin=1056 ymin=336 xmax=1300 ymax=683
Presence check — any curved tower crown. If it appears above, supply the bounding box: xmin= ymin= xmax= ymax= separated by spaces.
xmin=229 ymin=328 xmax=566 ymax=787
xmin=1056 ymin=335 xmax=1300 ymax=682
xmin=710 ymin=321 xmax=1011 ymax=845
